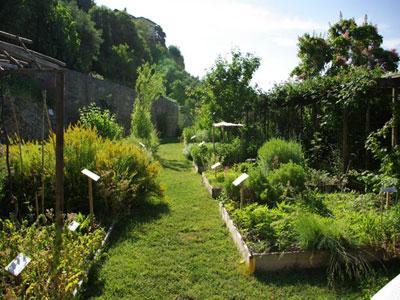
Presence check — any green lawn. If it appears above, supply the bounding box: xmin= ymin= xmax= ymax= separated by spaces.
xmin=85 ymin=142 xmax=398 ymax=299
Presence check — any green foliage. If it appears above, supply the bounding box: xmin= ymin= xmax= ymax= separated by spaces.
xmin=79 ymin=103 xmax=123 ymax=139
xmin=192 ymin=49 xmax=260 ymax=129
xmin=292 ymin=16 xmax=399 ymax=78
xmin=0 ymin=215 xmax=105 ymax=298
xmin=130 ymin=63 xmax=165 ymax=150
xmin=215 ymin=138 xmax=243 ymax=166
xmin=3 ymin=125 xmax=163 ymax=218
xmin=258 ymin=138 xmax=304 ymax=171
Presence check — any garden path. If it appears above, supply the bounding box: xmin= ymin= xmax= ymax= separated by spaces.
xmin=85 ymin=142 xmax=358 ymax=299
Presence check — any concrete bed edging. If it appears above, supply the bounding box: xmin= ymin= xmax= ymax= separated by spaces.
xmin=201 ymin=172 xmax=222 ymax=198
xmin=219 ymin=203 xmax=384 ymax=273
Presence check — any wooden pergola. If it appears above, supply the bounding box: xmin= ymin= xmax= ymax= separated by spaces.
xmin=0 ymin=31 xmax=66 ymax=247
xmin=378 ymin=72 xmax=400 ymax=146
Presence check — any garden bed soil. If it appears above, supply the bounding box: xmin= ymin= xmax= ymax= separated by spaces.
xmin=219 ymin=203 xmax=385 ymax=274
xmin=201 ymin=173 xmax=222 ymax=198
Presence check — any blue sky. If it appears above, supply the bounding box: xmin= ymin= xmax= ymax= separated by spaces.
xmin=96 ymin=0 xmax=400 ymax=90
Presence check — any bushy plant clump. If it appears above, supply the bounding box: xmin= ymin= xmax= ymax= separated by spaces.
xmin=3 ymin=125 xmax=163 ymax=218
xmin=79 ymin=103 xmax=123 ymax=139
xmin=0 ymin=214 xmax=105 ymax=298
xmin=258 ymin=138 xmax=304 ymax=172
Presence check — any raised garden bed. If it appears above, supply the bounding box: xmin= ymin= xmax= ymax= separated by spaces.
xmin=219 ymin=203 xmax=384 ymax=273
xmin=201 ymin=172 xmax=222 ymax=198
xmin=193 ymin=161 xmax=204 ymax=174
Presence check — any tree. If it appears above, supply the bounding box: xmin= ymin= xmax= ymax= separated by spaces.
xmin=90 ymin=6 xmax=149 ymax=84
xmin=130 ymin=63 xmax=165 ymax=146
xmin=292 ymin=15 xmax=399 ymax=78
xmin=198 ymin=50 xmax=261 ymax=127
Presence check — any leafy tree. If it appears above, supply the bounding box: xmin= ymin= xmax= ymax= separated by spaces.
xmin=197 ymin=50 xmax=261 ymax=127
xmin=130 ymin=63 xmax=165 ymax=146
xmin=168 ymin=45 xmax=185 ymax=69
xmin=90 ymin=6 xmax=149 ymax=84
xmin=292 ymin=15 xmax=399 ymax=78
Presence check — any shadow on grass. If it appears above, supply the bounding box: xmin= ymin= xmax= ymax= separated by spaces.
xmin=159 ymin=157 xmax=191 ymax=172
xmin=253 ymin=259 xmax=400 ymax=296
xmin=83 ymin=196 xmax=170 ymax=298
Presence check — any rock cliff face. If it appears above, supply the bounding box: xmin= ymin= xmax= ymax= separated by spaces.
xmin=3 ymin=70 xmax=179 ymax=140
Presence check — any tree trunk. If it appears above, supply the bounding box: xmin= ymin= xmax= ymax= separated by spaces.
xmin=365 ymin=102 xmax=371 ymax=169
xmin=342 ymin=106 xmax=349 ymax=173
xmin=392 ymin=88 xmax=399 ymax=147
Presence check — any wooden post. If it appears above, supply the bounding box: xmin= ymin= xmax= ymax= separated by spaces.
xmin=365 ymin=102 xmax=371 ymax=169
xmin=392 ymin=88 xmax=399 ymax=147
xmin=35 ymin=192 xmax=39 ymax=218
xmin=240 ymin=186 xmax=244 ymax=209
xmin=212 ymin=126 xmax=215 ymax=153
xmin=342 ymin=106 xmax=349 ymax=172
xmin=52 ymin=71 xmax=64 ymax=285
xmin=55 ymin=71 xmax=64 ymax=227
xmin=88 ymin=177 xmax=94 ymax=215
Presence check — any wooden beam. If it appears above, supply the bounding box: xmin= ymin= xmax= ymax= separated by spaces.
xmin=0 ymin=40 xmax=65 ymax=69
xmin=0 ymin=31 xmax=32 ymax=44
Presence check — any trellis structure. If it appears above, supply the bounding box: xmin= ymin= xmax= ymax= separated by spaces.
xmin=0 ymin=30 xmax=66 ymax=265
xmin=378 ymin=72 xmax=400 ymax=146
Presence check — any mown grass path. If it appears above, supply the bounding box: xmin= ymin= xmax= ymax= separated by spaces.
xmin=85 ymin=143 xmax=389 ymax=299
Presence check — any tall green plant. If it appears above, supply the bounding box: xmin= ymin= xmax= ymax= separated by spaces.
xmin=130 ymin=63 xmax=165 ymax=148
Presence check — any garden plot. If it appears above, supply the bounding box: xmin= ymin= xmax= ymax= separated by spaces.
xmin=193 ymin=138 xmax=400 ymax=286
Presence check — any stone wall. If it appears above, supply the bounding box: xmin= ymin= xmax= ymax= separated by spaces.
xmin=2 ymin=69 xmax=179 ymax=139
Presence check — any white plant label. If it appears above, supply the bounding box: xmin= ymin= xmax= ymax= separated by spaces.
xmin=382 ymin=186 xmax=397 ymax=193
xmin=68 ymin=220 xmax=80 ymax=232
xmin=232 ymin=173 xmax=249 ymax=186
xmin=211 ymin=162 xmax=222 ymax=170
xmin=190 ymin=135 xmax=196 ymax=140
xmin=198 ymin=141 xmax=205 ymax=146
xmin=81 ymin=169 xmax=100 ymax=181
xmin=5 ymin=253 xmax=31 ymax=276
xmin=372 ymin=273 xmax=400 ymax=300
xmin=139 ymin=142 xmax=146 ymax=148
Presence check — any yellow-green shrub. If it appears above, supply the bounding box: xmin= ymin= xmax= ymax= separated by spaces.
xmin=4 ymin=125 xmax=163 ymax=218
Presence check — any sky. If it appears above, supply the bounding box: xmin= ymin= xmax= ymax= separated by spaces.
xmin=95 ymin=0 xmax=400 ymax=90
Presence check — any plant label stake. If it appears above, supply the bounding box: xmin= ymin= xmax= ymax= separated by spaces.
xmin=211 ymin=162 xmax=222 ymax=170
xmin=199 ymin=141 xmax=205 ymax=147
xmin=233 ymin=173 xmax=249 ymax=208
xmin=68 ymin=220 xmax=80 ymax=232
xmin=382 ymin=186 xmax=397 ymax=209
xmin=5 ymin=253 xmax=31 ymax=276
xmin=190 ymin=135 xmax=196 ymax=141
xmin=81 ymin=169 xmax=100 ymax=216
xmin=139 ymin=142 xmax=146 ymax=149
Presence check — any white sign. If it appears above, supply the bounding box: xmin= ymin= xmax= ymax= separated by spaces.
xmin=372 ymin=274 xmax=400 ymax=300
xmin=68 ymin=220 xmax=80 ymax=232
xmin=382 ymin=186 xmax=397 ymax=193
xmin=5 ymin=253 xmax=31 ymax=276
xmin=198 ymin=141 xmax=205 ymax=146
xmin=81 ymin=169 xmax=100 ymax=181
xmin=190 ymin=135 xmax=196 ymax=140
xmin=232 ymin=173 xmax=249 ymax=186
xmin=211 ymin=162 xmax=222 ymax=170
xmin=139 ymin=142 xmax=146 ymax=148
xmin=246 ymin=158 xmax=257 ymax=162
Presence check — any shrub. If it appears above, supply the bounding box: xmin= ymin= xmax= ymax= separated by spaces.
xmin=182 ymin=126 xmax=196 ymax=144
xmin=215 ymin=138 xmax=243 ymax=165
xmin=0 ymin=215 xmax=105 ymax=298
xmin=267 ymin=162 xmax=307 ymax=195
xmin=190 ymin=143 xmax=211 ymax=169
xmin=79 ymin=103 xmax=123 ymax=139
xmin=258 ymin=138 xmax=304 ymax=172
xmin=247 ymin=163 xmax=307 ymax=206
xmin=4 ymin=125 xmax=163 ymax=218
